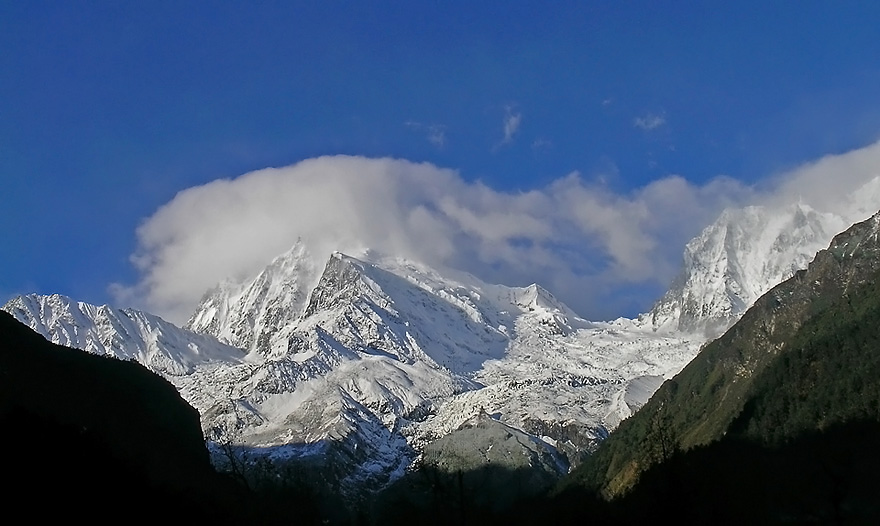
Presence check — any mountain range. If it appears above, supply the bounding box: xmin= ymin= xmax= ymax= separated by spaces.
xmin=5 ymin=178 xmax=879 ymax=498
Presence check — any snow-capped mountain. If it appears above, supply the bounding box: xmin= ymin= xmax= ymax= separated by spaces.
xmin=187 ymin=249 xmax=702 ymax=485
xmin=186 ymin=239 xmax=320 ymax=357
xmin=6 ymin=180 xmax=879 ymax=495
xmin=644 ymin=203 xmax=847 ymax=336
xmin=642 ymin=175 xmax=880 ymax=337
xmin=2 ymin=249 xmax=700 ymax=491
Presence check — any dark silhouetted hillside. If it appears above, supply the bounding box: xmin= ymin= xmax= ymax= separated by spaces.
xmin=0 ymin=311 xmax=321 ymax=523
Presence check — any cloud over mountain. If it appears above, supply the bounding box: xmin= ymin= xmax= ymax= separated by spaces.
xmin=118 ymin=141 xmax=880 ymax=324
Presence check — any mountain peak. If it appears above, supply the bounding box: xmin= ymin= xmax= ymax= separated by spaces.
xmin=576 ymin=207 xmax=880 ymax=498
xmin=515 ymin=283 xmax=565 ymax=312
xmin=186 ymin=239 xmax=320 ymax=355
xmin=300 ymin=250 xmax=372 ymax=319
xmin=269 ymin=237 xmax=311 ymax=269
xmin=643 ymin=202 xmax=846 ymax=336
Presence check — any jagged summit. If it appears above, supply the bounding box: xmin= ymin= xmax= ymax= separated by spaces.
xmin=187 ymin=243 xmax=591 ymax=367
xmin=643 ymin=202 xmax=846 ymax=336
xmin=516 ymin=283 xmax=567 ymax=313
xmin=186 ymin=239 xmax=319 ymax=356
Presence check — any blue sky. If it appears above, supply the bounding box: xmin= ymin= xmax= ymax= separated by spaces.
xmin=3 ymin=2 xmax=880 ymax=321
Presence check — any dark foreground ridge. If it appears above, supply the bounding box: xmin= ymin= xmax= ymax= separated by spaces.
xmin=0 ymin=311 xmax=321 ymax=523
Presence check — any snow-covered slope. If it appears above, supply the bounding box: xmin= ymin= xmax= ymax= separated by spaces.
xmin=644 ymin=203 xmax=845 ymax=336
xmin=4 ymin=293 xmax=244 ymax=375
xmin=188 ymin=250 xmax=694 ymax=485
xmin=186 ymin=239 xmax=320 ymax=357
xmin=644 ymin=177 xmax=880 ymax=337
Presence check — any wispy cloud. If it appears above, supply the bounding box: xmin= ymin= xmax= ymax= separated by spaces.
xmin=496 ymin=105 xmax=522 ymax=148
xmin=634 ymin=111 xmax=666 ymax=131
xmin=427 ymin=124 xmax=447 ymax=147
xmin=531 ymin=138 xmax=552 ymax=152
xmin=116 ymin=141 xmax=880 ymax=323
xmin=405 ymin=121 xmax=447 ymax=148
xmin=503 ymin=109 xmax=521 ymax=142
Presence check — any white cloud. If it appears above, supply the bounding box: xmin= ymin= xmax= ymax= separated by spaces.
xmin=499 ymin=106 xmax=522 ymax=146
xmin=117 ymin=141 xmax=880 ymax=323
xmin=427 ymin=124 xmax=447 ymax=148
xmin=634 ymin=112 xmax=666 ymax=131
xmin=404 ymin=121 xmax=447 ymax=148
xmin=758 ymin=140 xmax=880 ymax=220
xmin=116 ymin=156 xmax=743 ymax=323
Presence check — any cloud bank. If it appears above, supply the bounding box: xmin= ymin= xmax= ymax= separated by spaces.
xmin=120 ymin=141 xmax=880 ymax=324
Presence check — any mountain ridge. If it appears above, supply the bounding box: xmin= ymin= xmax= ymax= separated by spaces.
xmin=571 ymin=208 xmax=880 ymax=498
